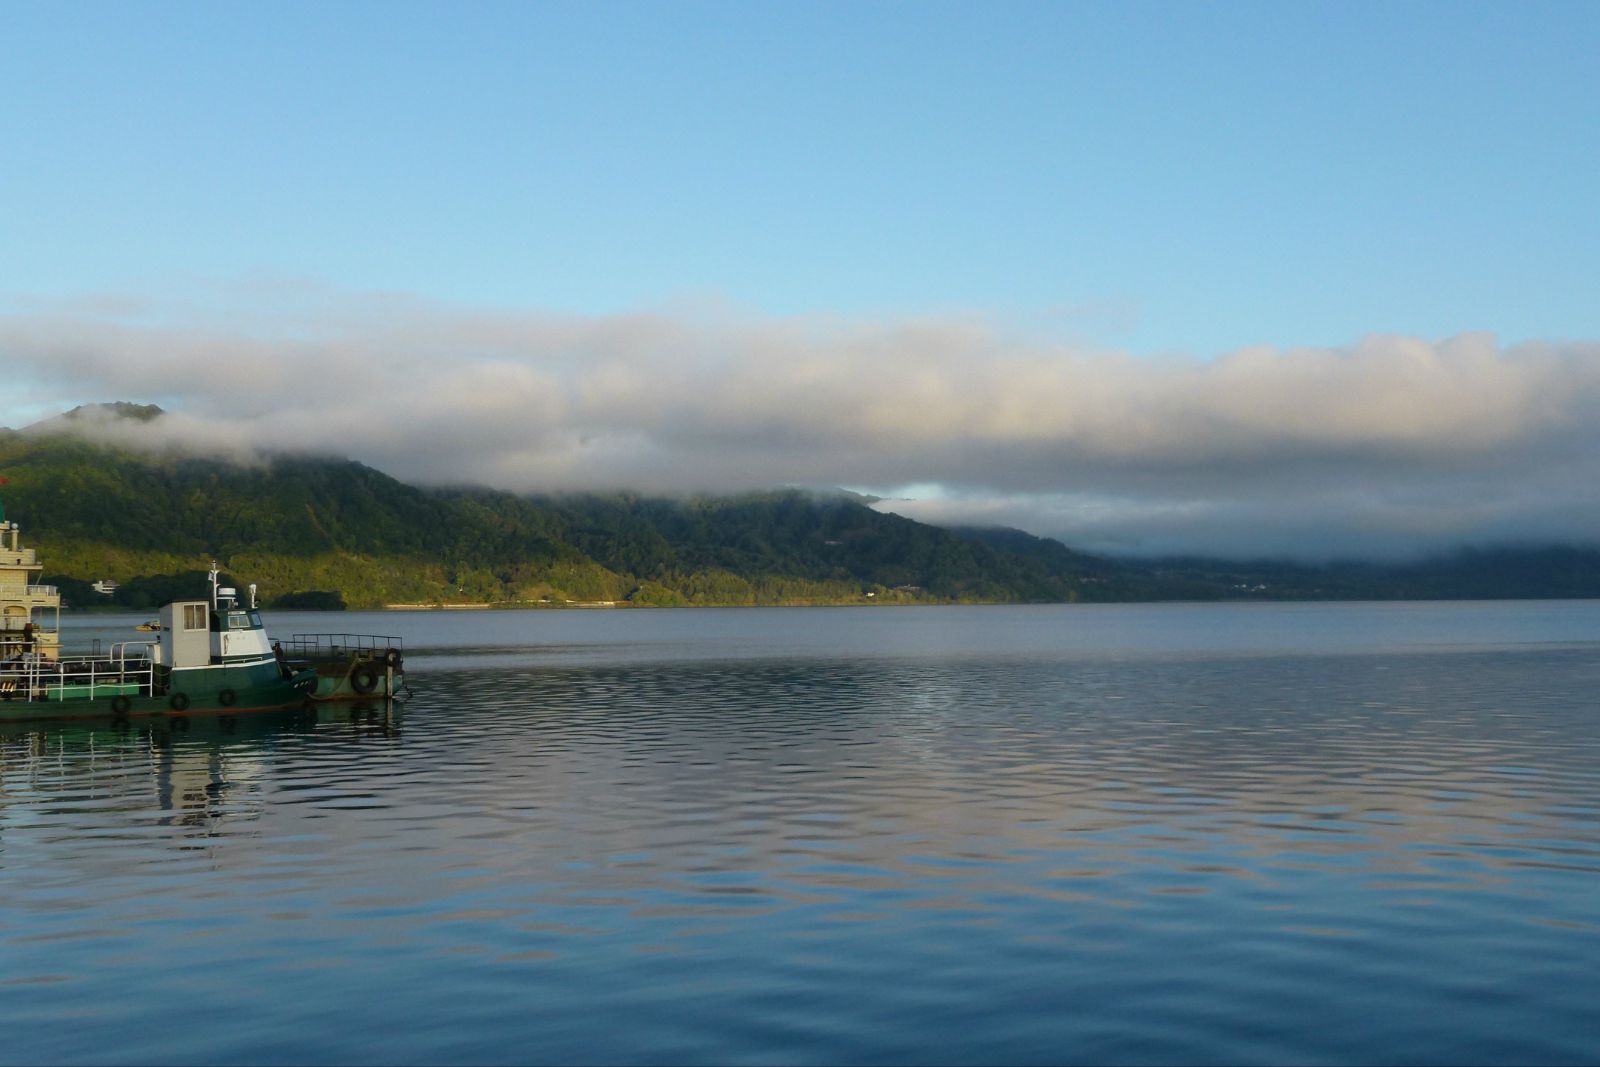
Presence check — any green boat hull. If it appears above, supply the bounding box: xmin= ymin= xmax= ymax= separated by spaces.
xmin=0 ymin=659 xmax=317 ymax=723
xmin=309 ymin=663 xmax=406 ymax=701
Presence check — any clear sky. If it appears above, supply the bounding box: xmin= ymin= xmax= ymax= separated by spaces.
xmin=4 ymin=2 xmax=1599 ymax=557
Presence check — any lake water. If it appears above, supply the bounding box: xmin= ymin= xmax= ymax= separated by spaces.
xmin=4 ymin=602 xmax=1599 ymax=1065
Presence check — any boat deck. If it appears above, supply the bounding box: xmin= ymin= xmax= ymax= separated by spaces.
xmin=0 ymin=650 xmax=157 ymax=703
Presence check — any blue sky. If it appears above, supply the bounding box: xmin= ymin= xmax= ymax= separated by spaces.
xmin=6 ymin=1 xmax=1596 ymax=352
xmin=4 ymin=2 xmax=1600 ymax=556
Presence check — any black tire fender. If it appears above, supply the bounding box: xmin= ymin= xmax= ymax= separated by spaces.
xmin=169 ymin=692 xmax=191 ymax=712
xmin=110 ymin=695 xmax=132 ymax=716
xmin=349 ymin=665 xmax=379 ymax=694
xmin=218 ymin=689 xmax=237 ymax=707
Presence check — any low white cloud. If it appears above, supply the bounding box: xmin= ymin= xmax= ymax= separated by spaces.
xmin=3 ymin=283 xmax=1598 ymax=559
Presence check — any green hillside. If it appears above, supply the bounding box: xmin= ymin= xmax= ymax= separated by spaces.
xmin=7 ymin=420 xmax=1600 ymax=609
xmin=0 ymin=429 xmax=1111 ymax=608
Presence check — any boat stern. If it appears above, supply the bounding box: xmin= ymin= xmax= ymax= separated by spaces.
xmin=281 ymin=634 xmax=407 ymax=701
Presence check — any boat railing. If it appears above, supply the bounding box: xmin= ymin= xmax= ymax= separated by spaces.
xmin=281 ymin=633 xmax=403 ymax=658
xmin=0 ymin=649 xmax=156 ymax=703
xmin=109 ymin=641 xmax=157 ymax=668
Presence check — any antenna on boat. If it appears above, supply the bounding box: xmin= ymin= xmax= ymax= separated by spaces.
xmin=0 ymin=476 xmax=14 ymax=550
xmin=209 ymin=562 xmax=220 ymax=610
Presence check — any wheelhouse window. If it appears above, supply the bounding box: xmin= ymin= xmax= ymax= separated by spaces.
xmin=249 ymin=611 xmax=263 ymax=629
xmin=183 ymin=604 xmax=207 ymax=631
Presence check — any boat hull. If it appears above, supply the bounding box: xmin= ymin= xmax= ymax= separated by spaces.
xmin=308 ymin=661 xmax=405 ymax=701
xmin=278 ymin=635 xmax=407 ymax=701
xmin=0 ymin=660 xmax=317 ymax=723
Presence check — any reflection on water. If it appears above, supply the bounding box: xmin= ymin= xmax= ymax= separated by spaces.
xmin=4 ymin=605 xmax=1600 ymax=1064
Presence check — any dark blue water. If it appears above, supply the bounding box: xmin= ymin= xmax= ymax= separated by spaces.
xmin=4 ymin=603 xmax=1599 ymax=1065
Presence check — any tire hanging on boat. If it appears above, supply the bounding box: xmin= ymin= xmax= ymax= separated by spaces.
xmin=349 ymin=665 xmax=380 ymax=695
xmin=110 ymin=695 xmax=131 ymax=716
xmin=217 ymin=688 xmax=237 ymax=706
xmin=169 ymin=692 xmax=190 ymax=711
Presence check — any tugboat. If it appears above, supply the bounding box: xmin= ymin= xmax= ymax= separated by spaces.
xmin=0 ymin=503 xmax=317 ymax=721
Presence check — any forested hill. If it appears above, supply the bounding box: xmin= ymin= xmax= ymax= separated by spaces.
xmin=0 ymin=429 xmax=1117 ymax=608
xmin=5 ymin=425 xmax=1600 ymax=609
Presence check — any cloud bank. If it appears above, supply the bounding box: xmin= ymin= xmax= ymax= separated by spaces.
xmin=3 ymin=286 xmax=1598 ymax=559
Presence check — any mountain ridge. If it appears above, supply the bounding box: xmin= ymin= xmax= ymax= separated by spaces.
xmin=4 ymin=415 xmax=1600 ymax=608
xmin=0 ymin=427 xmax=1099 ymax=607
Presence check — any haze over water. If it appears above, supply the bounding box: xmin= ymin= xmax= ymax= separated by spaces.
xmin=4 ymin=603 xmax=1599 ymax=1064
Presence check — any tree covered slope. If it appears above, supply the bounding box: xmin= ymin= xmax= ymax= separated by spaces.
xmin=5 ymin=425 xmax=1600 ymax=609
xmin=0 ymin=430 xmax=1109 ymax=608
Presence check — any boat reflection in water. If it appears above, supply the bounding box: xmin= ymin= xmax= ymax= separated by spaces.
xmin=0 ymin=701 xmax=402 ymax=833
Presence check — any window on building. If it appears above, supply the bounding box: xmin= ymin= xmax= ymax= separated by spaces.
xmin=183 ymin=604 xmax=207 ymax=631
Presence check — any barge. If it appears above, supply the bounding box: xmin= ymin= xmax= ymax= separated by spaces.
xmin=277 ymin=632 xmax=407 ymax=701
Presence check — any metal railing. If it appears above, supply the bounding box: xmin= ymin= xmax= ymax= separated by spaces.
xmin=25 ymin=584 xmax=58 ymax=597
xmin=0 ymin=643 xmax=156 ymax=703
xmin=281 ymin=633 xmax=403 ymax=658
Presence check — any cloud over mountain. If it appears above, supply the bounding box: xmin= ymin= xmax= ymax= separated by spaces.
xmin=4 ymin=285 xmax=1598 ymax=558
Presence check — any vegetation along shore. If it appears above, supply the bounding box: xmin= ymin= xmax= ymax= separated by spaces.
xmin=5 ymin=414 xmax=1600 ymax=610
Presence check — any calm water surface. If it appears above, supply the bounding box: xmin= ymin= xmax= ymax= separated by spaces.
xmin=4 ymin=603 xmax=1599 ymax=1065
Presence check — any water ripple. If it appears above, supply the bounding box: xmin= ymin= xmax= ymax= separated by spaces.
xmin=3 ymin=611 xmax=1600 ymax=1064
